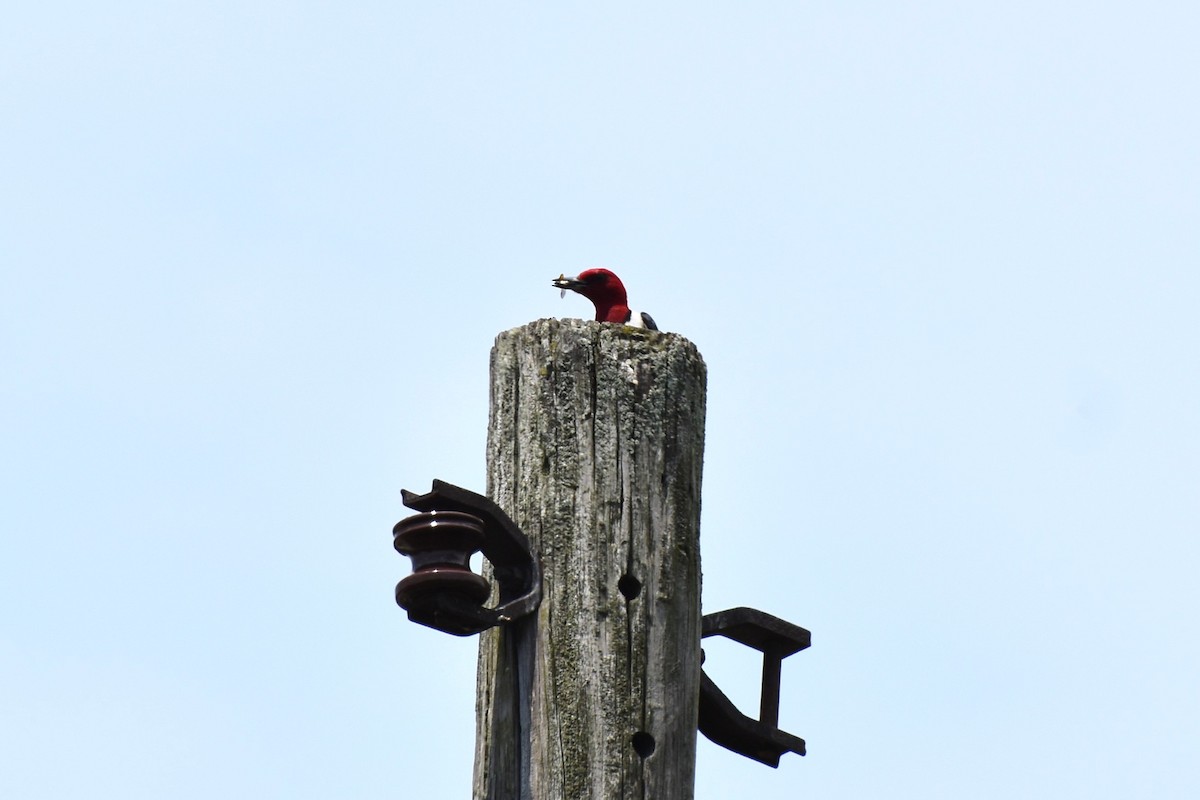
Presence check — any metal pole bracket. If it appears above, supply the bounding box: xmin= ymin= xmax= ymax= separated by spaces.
xmin=699 ymin=606 xmax=811 ymax=767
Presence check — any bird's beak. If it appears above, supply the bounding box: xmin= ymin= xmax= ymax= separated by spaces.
xmin=552 ymin=274 xmax=584 ymax=297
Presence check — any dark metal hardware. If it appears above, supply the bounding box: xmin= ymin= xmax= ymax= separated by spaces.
xmin=396 ymin=484 xmax=810 ymax=766
xmin=698 ymin=607 xmax=810 ymax=767
xmin=394 ymin=479 xmax=541 ymax=636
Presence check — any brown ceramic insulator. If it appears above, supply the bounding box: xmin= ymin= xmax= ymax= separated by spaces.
xmin=393 ymin=510 xmax=492 ymax=612
xmin=396 ymin=568 xmax=492 ymax=609
xmin=393 ymin=510 xmax=485 ymax=572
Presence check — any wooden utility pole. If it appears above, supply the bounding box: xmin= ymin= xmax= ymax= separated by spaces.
xmin=474 ymin=318 xmax=707 ymax=800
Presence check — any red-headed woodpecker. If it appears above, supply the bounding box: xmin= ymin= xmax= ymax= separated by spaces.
xmin=551 ymin=269 xmax=658 ymax=330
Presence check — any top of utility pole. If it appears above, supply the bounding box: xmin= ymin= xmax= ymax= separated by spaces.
xmin=477 ymin=318 xmax=706 ymax=800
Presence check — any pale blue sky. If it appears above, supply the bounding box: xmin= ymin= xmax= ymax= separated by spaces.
xmin=3 ymin=3 xmax=1198 ymax=798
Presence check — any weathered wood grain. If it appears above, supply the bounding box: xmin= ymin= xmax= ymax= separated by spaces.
xmin=473 ymin=318 xmax=707 ymax=800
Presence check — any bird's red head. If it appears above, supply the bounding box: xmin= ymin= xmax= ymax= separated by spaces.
xmin=551 ymin=268 xmax=631 ymax=323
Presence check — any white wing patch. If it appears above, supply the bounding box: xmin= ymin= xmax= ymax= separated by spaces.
xmin=628 ymin=310 xmax=658 ymax=330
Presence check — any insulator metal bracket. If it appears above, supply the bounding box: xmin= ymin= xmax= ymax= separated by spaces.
xmin=698 ymin=606 xmax=811 ymax=767
xmin=394 ymin=479 xmax=541 ymax=636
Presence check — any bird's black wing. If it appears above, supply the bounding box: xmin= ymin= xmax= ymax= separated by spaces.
xmin=639 ymin=311 xmax=658 ymax=331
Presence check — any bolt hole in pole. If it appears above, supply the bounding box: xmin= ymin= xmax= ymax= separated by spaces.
xmin=631 ymin=731 xmax=656 ymax=759
xmin=617 ymin=574 xmax=642 ymax=600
